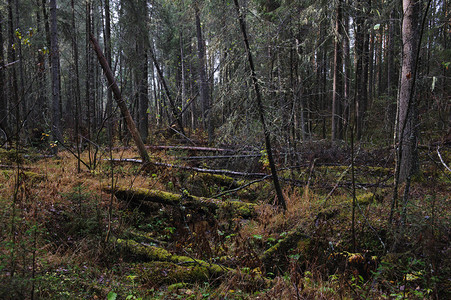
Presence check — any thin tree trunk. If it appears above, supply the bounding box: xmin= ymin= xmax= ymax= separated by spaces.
xmin=332 ymin=0 xmax=343 ymax=141
xmin=85 ymin=0 xmax=93 ymax=154
xmin=233 ymin=0 xmax=286 ymax=210
xmin=104 ymin=0 xmax=113 ymax=142
xmin=0 ymin=12 xmax=7 ymax=138
xmin=13 ymin=0 xmax=26 ymax=134
xmin=194 ymin=4 xmax=213 ymax=144
xmin=90 ymin=34 xmax=150 ymax=163
xmin=71 ymin=0 xmax=82 ymax=171
xmin=148 ymin=47 xmax=185 ymax=136
xmin=50 ymin=0 xmax=62 ymax=149
xmin=343 ymin=0 xmax=351 ymax=137
xmin=354 ymin=0 xmax=365 ymax=140
xmin=8 ymin=0 xmax=19 ymax=142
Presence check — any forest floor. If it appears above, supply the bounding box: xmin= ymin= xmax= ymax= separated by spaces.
xmin=0 ymin=136 xmax=449 ymax=299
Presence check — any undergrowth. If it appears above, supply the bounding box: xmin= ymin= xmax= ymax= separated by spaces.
xmin=0 ymin=145 xmax=448 ymax=299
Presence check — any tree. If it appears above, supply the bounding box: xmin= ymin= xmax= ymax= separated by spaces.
xmin=49 ymin=0 xmax=62 ymax=151
xmin=104 ymin=0 xmax=113 ymax=142
xmin=90 ymin=34 xmax=150 ymax=163
xmin=138 ymin=1 xmax=149 ymax=144
xmin=233 ymin=0 xmax=286 ymax=210
xmin=332 ymin=0 xmax=344 ymax=141
xmin=194 ymin=2 xmax=213 ymax=144
xmin=397 ymin=0 xmax=421 ymax=182
xmin=0 ymin=10 xmax=7 ymax=141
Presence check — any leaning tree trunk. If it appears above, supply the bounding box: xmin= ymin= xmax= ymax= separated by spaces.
xmin=233 ymin=0 xmax=286 ymax=210
xmin=90 ymin=34 xmax=150 ymax=163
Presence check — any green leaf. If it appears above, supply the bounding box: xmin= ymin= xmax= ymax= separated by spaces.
xmin=107 ymin=292 xmax=118 ymax=300
xmin=373 ymin=24 xmax=381 ymax=30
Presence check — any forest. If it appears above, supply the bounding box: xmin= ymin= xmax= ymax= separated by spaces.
xmin=0 ymin=0 xmax=449 ymax=298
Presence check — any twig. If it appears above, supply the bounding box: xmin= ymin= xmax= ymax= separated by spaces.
xmin=437 ymin=146 xmax=451 ymax=173
xmin=212 ymin=175 xmax=272 ymax=198
xmin=0 ymin=60 xmax=19 ymax=70
xmin=322 ymin=163 xmax=352 ymax=205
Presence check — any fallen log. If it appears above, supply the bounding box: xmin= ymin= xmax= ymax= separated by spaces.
xmin=104 ymin=186 xmax=256 ymax=218
xmin=117 ymin=238 xmax=270 ymax=289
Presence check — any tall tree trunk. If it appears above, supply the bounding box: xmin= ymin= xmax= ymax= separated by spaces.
xmin=332 ymin=0 xmax=343 ymax=141
xmin=343 ymin=0 xmax=351 ymax=137
xmin=354 ymin=0 xmax=366 ymax=140
xmin=138 ymin=46 xmax=149 ymax=143
xmin=386 ymin=9 xmax=398 ymax=135
xmin=104 ymin=0 xmax=113 ymax=142
xmin=86 ymin=0 xmax=94 ymax=145
xmin=71 ymin=0 xmax=82 ymax=171
xmin=50 ymin=0 xmax=62 ymax=149
xmin=397 ymin=0 xmax=420 ymax=182
xmin=233 ymin=0 xmax=286 ymax=210
xmin=180 ymin=30 xmax=187 ymax=127
xmin=7 ymin=0 xmax=19 ymax=142
xmin=0 ymin=11 xmax=7 ymax=138
xmin=195 ymin=4 xmax=213 ymax=144
xmin=34 ymin=0 xmax=47 ymax=137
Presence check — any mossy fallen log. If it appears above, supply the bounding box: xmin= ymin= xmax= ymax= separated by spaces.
xmin=104 ymin=186 xmax=255 ymax=218
xmin=260 ymin=226 xmax=311 ymax=271
xmin=117 ymin=238 xmax=271 ymax=289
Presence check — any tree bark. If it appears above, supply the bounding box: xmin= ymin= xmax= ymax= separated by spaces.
xmin=90 ymin=34 xmax=150 ymax=163
xmin=195 ymin=4 xmax=213 ymax=144
xmin=104 ymin=0 xmax=113 ymax=142
xmin=332 ymin=0 xmax=343 ymax=141
xmin=397 ymin=0 xmax=420 ymax=181
xmin=50 ymin=0 xmax=62 ymax=149
xmin=0 ymin=11 xmax=7 ymax=138
xmin=233 ymin=0 xmax=287 ymax=210
xmin=7 ymin=0 xmax=19 ymax=141
xmin=70 ymin=0 xmax=82 ymax=171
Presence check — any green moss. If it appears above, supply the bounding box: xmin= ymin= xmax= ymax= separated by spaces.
xmin=108 ymin=186 xmax=255 ymax=218
xmin=116 ymin=238 xmax=230 ymax=274
xmin=167 ymin=282 xmax=191 ymax=291
xmin=135 ymin=261 xmax=213 ymax=286
xmin=117 ymin=238 xmax=172 ymax=261
xmin=355 ymin=192 xmax=376 ymax=205
xmin=219 ymin=200 xmax=255 ymax=218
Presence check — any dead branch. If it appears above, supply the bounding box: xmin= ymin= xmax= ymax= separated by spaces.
xmin=108 ymin=158 xmax=268 ymax=178
xmin=437 ymin=146 xmax=451 ymax=173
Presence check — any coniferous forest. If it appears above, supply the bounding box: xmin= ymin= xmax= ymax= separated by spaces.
xmin=0 ymin=0 xmax=450 ymax=298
